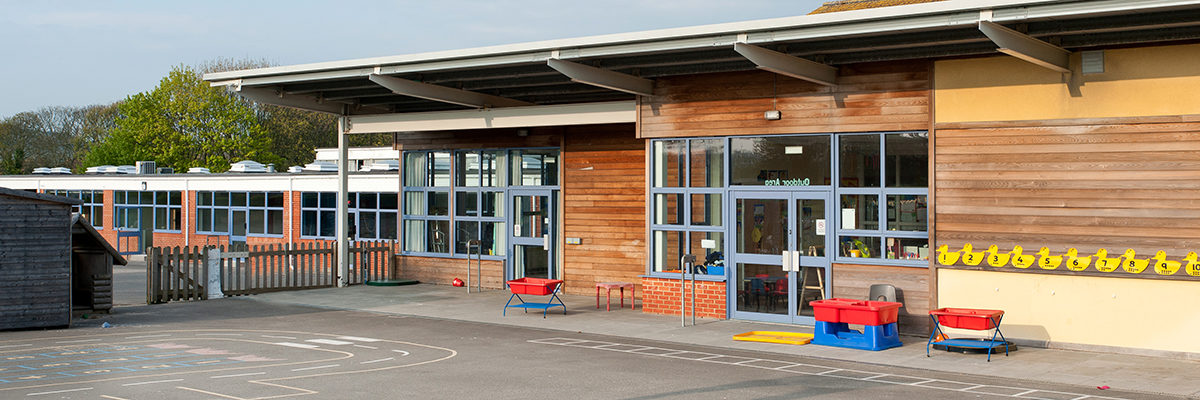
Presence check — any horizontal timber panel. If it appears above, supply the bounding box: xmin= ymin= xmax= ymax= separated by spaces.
xmin=640 ymin=61 xmax=930 ymax=139
xmin=934 ymin=118 xmax=1200 ymax=277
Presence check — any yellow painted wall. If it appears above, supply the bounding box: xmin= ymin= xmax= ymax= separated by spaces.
xmin=935 ymin=43 xmax=1200 ymax=123
xmin=938 ymin=269 xmax=1200 ymax=354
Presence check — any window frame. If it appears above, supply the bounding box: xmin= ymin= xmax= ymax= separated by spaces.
xmin=649 ymin=138 xmax=727 ymax=280
xmin=48 ymin=189 xmax=105 ymax=229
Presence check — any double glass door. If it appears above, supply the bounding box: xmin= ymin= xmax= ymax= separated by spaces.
xmin=729 ymin=191 xmax=832 ymax=324
xmin=510 ymin=189 xmax=555 ymax=279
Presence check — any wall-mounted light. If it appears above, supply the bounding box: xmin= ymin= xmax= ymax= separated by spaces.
xmin=516 ymin=129 xmax=530 ymax=137
xmin=785 ymin=146 xmax=804 ymax=154
xmin=140 ymin=181 xmax=147 ymax=190
xmin=764 ymin=110 xmax=782 ymax=120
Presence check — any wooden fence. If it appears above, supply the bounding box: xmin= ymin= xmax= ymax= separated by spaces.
xmin=147 ymin=241 xmax=396 ymax=304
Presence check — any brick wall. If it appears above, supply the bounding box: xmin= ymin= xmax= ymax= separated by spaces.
xmin=640 ymin=277 xmax=726 ymax=319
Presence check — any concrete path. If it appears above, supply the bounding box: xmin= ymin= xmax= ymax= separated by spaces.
xmin=242 ymin=283 xmax=1200 ymax=398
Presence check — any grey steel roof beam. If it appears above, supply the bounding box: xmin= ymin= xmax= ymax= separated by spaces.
xmin=368 ymin=74 xmax=534 ymax=108
xmin=978 ymin=20 xmax=1071 ymax=73
xmin=546 ymin=58 xmax=654 ymax=96
xmin=734 ymin=42 xmax=838 ymax=86
xmin=233 ymin=86 xmax=346 ymax=115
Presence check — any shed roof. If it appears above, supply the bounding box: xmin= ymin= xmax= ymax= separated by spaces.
xmin=70 ymin=214 xmax=127 ymax=266
xmin=0 ymin=186 xmax=83 ymax=205
xmin=203 ymin=0 xmax=1200 ymax=120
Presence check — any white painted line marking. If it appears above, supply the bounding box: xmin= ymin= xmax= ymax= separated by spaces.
xmin=732 ymin=359 xmax=762 ymax=365
xmin=772 ymin=364 xmax=803 ymax=370
xmin=909 ymin=379 xmax=937 ymax=386
xmin=353 ymin=344 xmax=378 ymax=350
xmin=1013 ymin=389 xmax=1039 ymax=396
xmin=696 ymin=355 xmax=724 ymax=361
xmin=211 ymin=372 xmax=267 ymax=379
xmin=392 ymin=350 xmax=410 ymax=356
xmin=125 ymin=334 xmax=171 ymax=339
xmin=306 ymin=339 xmax=353 ymax=346
xmin=262 ymin=335 xmax=297 ymax=339
xmin=617 ymin=346 xmax=653 ymax=352
xmin=658 ymin=350 xmax=687 ymax=356
xmin=196 ymin=333 xmax=243 ymax=336
xmin=360 ymin=357 xmax=394 ymax=364
xmin=27 ymin=387 xmax=93 ymax=396
xmin=814 ymin=369 xmax=843 ymax=375
xmin=0 ymin=344 xmax=33 ymax=349
xmin=864 ymin=374 xmax=891 ymax=380
xmin=291 ymin=364 xmax=339 ymax=372
xmin=1070 ymin=396 xmax=1091 ymax=400
xmin=100 ymin=395 xmax=131 ymax=400
xmin=123 ymin=379 xmax=184 ymax=386
xmin=54 ymin=338 xmax=102 ymax=344
xmin=275 ymin=342 xmax=319 ymax=349
xmin=337 ymin=336 xmax=381 ymax=342
xmin=959 ymin=384 xmax=985 ymax=391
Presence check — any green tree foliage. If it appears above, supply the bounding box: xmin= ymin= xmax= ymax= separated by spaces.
xmin=85 ymin=65 xmax=277 ymax=172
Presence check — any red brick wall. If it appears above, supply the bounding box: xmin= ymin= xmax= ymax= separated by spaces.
xmin=640 ymin=277 xmax=726 ymax=319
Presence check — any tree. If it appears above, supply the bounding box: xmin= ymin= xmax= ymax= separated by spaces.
xmin=85 ymin=65 xmax=277 ymax=172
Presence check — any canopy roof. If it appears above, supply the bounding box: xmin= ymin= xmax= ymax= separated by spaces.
xmin=204 ymin=0 xmax=1200 ymax=117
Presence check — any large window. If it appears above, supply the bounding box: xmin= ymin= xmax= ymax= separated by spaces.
xmin=401 ymin=147 xmax=556 ymax=258
xmin=402 ymin=151 xmax=452 ymax=253
xmin=835 ymin=132 xmax=929 ymax=262
xmin=113 ymin=191 xmax=157 ymax=230
xmin=197 ymin=191 xmax=284 ymax=236
xmin=301 ymin=192 xmax=338 ymax=238
xmin=649 ymin=132 xmax=929 ymax=270
xmin=300 ymin=192 xmax=397 ymax=240
xmin=355 ymin=192 xmax=399 ymax=241
xmin=47 ymin=189 xmax=104 ymax=229
xmin=454 ymin=150 xmax=506 ymax=256
xmin=152 ymin=191 xmax=183 ymax=232
xmin=651 ymin=139 xmax=726 ymax=274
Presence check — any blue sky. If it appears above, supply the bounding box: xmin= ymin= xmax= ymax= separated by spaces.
xmin=0 ymin=1 xmax=827 ymax=118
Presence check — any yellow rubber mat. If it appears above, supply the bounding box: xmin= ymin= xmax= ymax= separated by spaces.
xmin=733 ymin=331 xmax=813 ymax=345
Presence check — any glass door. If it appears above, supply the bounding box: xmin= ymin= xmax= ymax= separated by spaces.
xmin=728 ymin=191 xmax=832 ymax=324
xmin=230 ymin=208 xmax=248 ymax=249
xmin=509 ymin=189 xmax=555 ymax=279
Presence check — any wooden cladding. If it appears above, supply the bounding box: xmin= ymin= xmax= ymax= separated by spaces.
xmin=562 ymin=124 xmax=646 ymax=296
xmin=639 ymin=61 xmax=931 ymax=138
xmin=934 ymin=116 xmax=1200 ymax=280
xmin=831 ymin=263 xmax=931 ymax=335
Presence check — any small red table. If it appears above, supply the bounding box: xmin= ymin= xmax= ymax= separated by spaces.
xmin=595 ymin=282 xmax=635 ymax=311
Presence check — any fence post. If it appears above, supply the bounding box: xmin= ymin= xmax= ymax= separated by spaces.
xmin=145 ymin=247 xmax=154 ymax=304
xmin=206 ymin=247 xmax=223 ymax=299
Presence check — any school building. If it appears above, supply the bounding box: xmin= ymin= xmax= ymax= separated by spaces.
xmin=5 ymin=0 xmax=1199 ymax=356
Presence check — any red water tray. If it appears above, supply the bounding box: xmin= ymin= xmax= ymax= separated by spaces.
xmin=930 ymin=308 xmax=1004 ymax=330
xmin=810 ymin=298 xmax=901 ymax=326
xmin=506 ymin=278 xmax=563 ymax=295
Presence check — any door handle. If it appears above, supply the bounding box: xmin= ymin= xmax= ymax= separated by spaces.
xmin=781 ymin=251 xmax=791 ymax=272
xmin=543 ymin=234 xmax=549 ymax=251
xmin=791 ymin=250 xmax=801 ymax=272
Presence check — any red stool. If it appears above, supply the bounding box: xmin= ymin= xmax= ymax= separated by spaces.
xmin=595 ymin=282 xmax=635 ymax=311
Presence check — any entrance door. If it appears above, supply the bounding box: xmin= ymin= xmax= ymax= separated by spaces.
xmin=230 ymin=208 xmax=248 ymax=249
xmin=509 ymin=189 xmax=555 ymax=279
xmin=728 ymin=191 xmax=832 ymax=324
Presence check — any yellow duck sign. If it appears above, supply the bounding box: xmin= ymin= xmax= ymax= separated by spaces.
xmin=935 ymin=244 xmax=1200 ymax=277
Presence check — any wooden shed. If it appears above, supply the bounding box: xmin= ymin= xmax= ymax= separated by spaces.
xmin=71 ymin=213 xmax=127 ymax=314
xmin=0 ymin=187 xmax=80 ymax=330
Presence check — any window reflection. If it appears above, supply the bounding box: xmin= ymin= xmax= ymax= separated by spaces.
xmin=731 ymin=136 xmax=830 ymax=186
